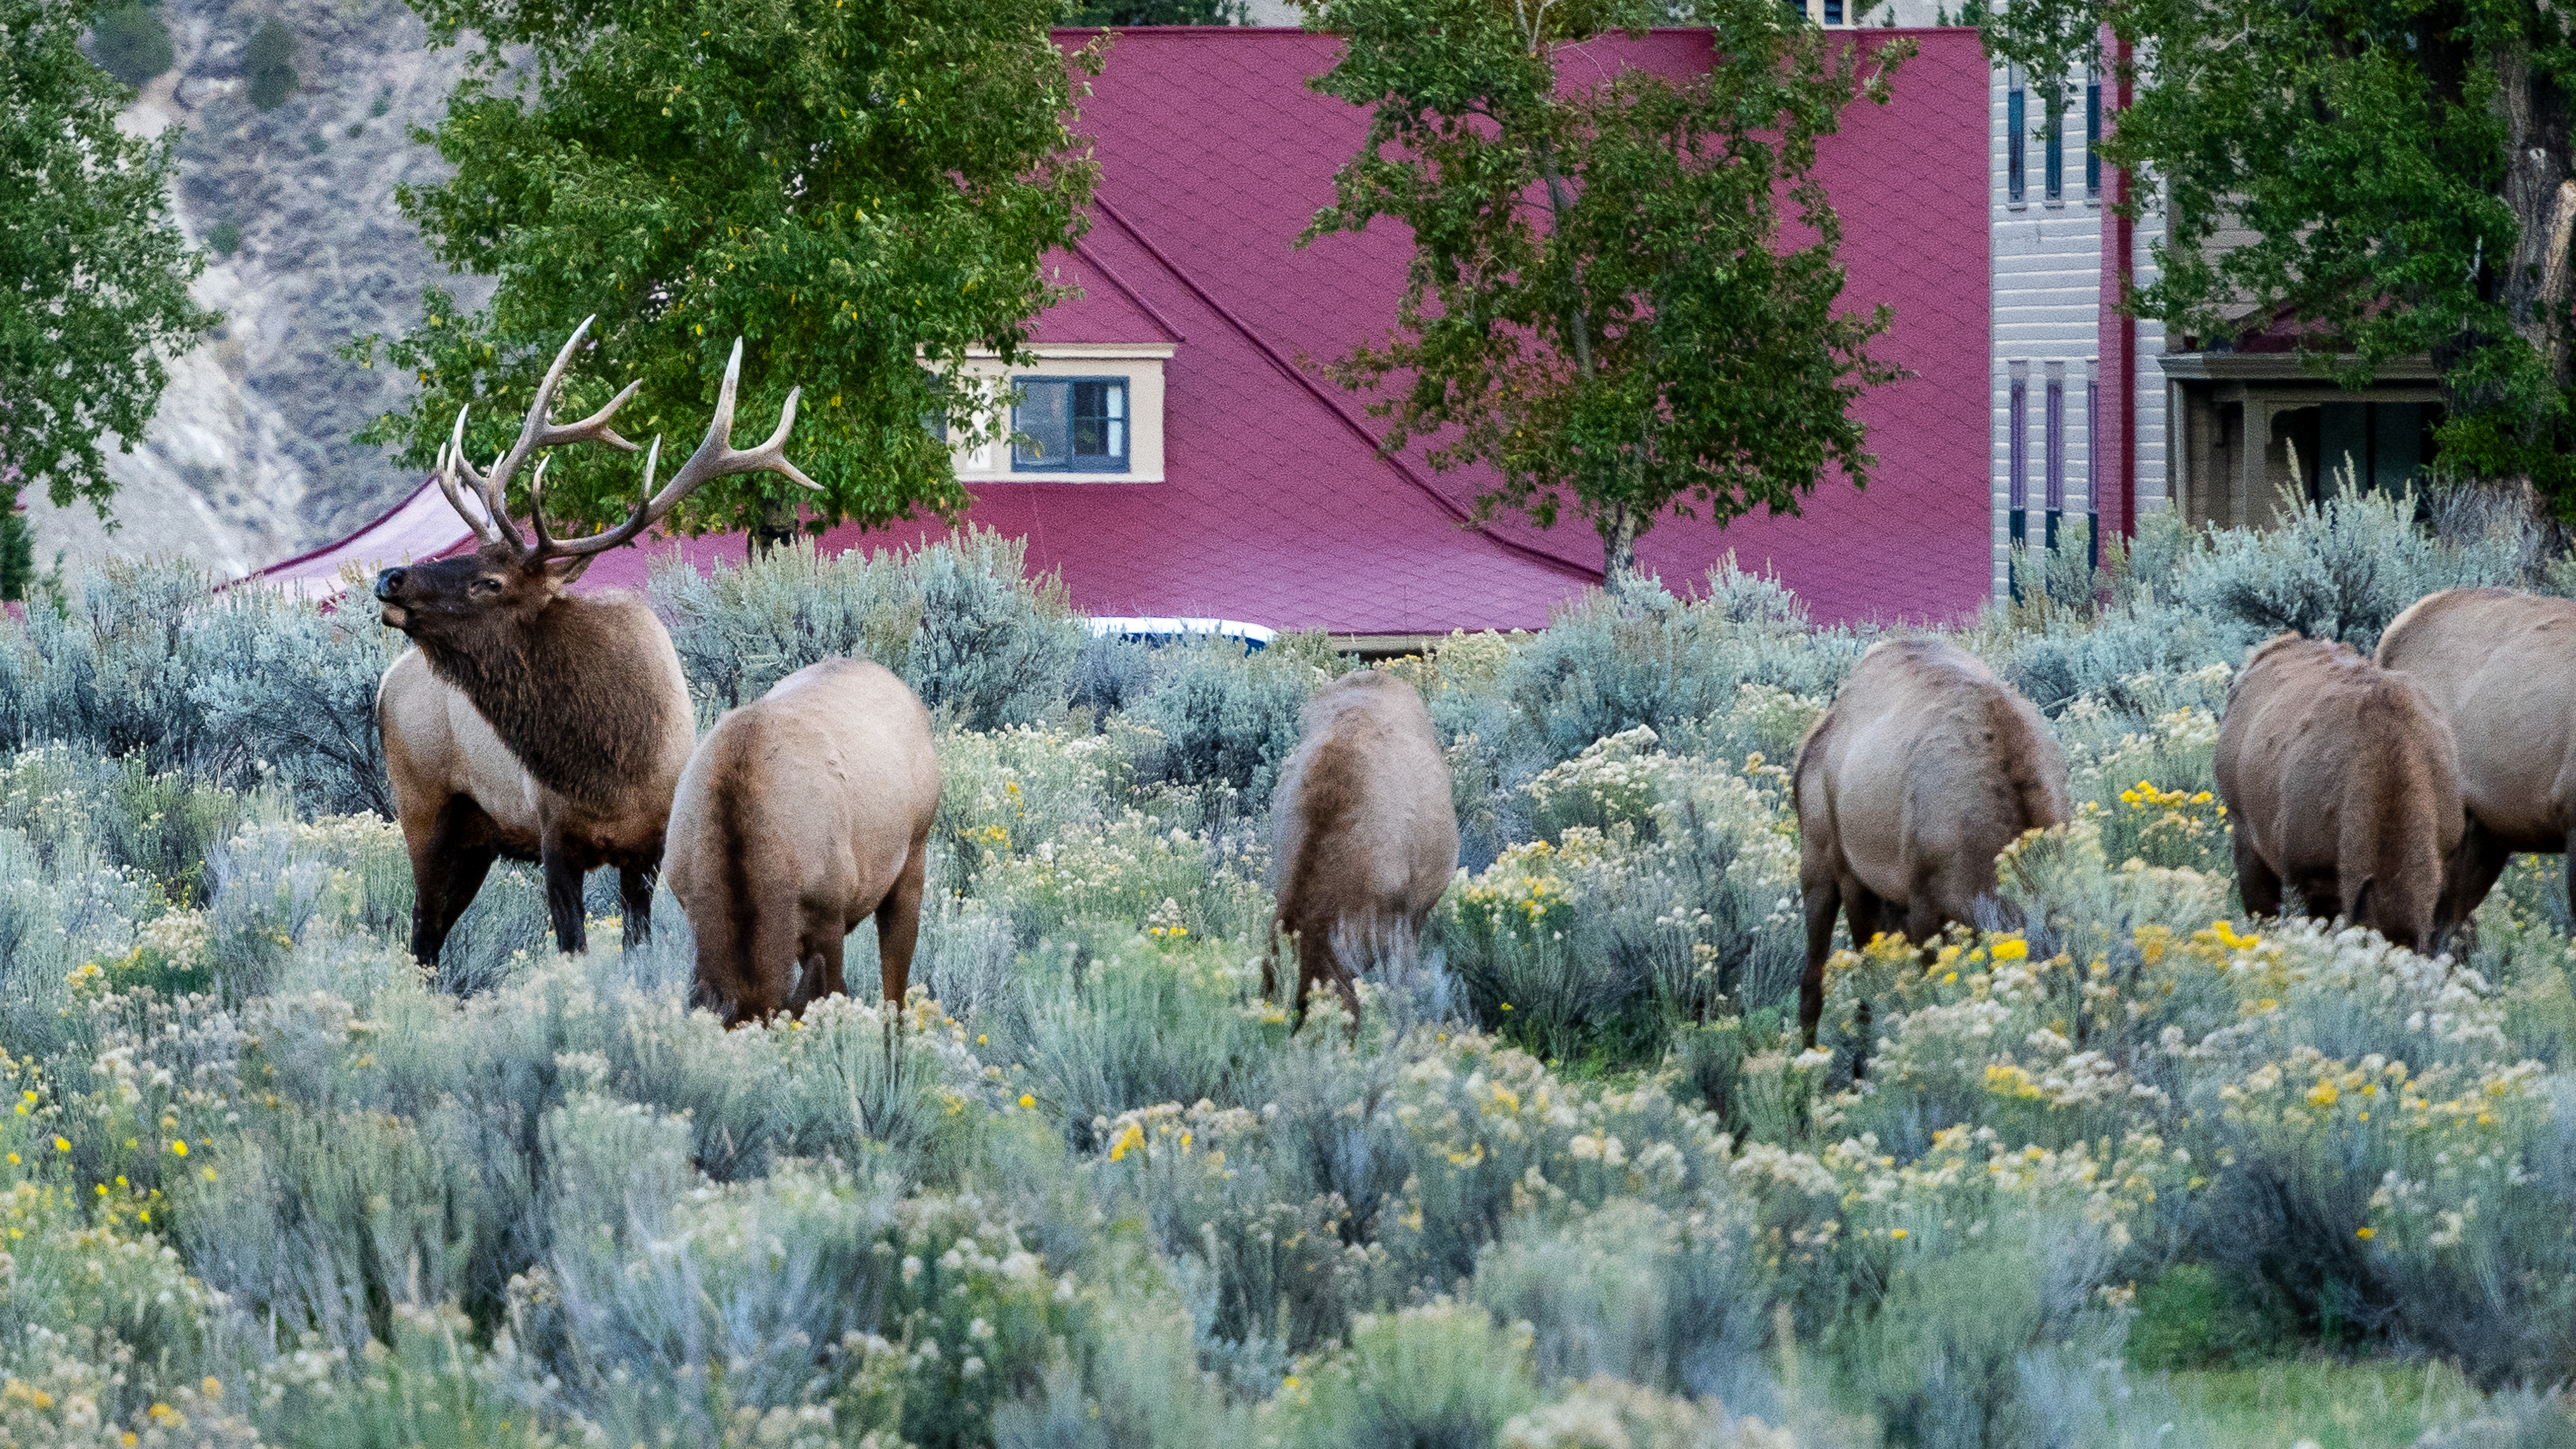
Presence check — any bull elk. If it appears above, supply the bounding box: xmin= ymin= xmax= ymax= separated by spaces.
xmin=2215 ymin=634 xmax=2463 ymax=952
xmin=1793 ymin=639 xmax=2069 ymax=1048
xmin=1267 ymin=670 xmax=1460 ymax=1027
xmin=2376 ymin=586 xmax=2573 ymax=927
xmin=374 ymin=318 xmax=817 ymax=966
xmin=662 ymin=658 xmax=942 ymax=1023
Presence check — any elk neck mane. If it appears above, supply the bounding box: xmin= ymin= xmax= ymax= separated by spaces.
xmin=416 ymin=592 xmax=678 ymax=812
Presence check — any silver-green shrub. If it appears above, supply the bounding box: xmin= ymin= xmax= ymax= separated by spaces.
xmin=1500 ymin=566 xmax=1870 ymax=770
xmin=649 ymin=527 xmax=1088 ymax=730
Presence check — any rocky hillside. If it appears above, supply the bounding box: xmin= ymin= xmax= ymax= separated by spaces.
xmin=28 ymin=0 xmax=488 ymax=579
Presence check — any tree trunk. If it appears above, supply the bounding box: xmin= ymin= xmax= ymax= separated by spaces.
xmin=749 ymin=489 xmax=802 ymax=555
xmin=1602 ymin=506 xmax=1639 ymax=584
xmin=2491 ymin=45 xmax=2576 ymax=400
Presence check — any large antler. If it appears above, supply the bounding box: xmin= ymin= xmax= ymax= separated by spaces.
xmin=434 ymin=315 xmax=645 ymax=555
xmin=533 ymin=335 xmax=819 ymax=565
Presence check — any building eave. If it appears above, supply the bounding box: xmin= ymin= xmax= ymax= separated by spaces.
xmin=2156 ymin=350 xmax=2441 ymax=384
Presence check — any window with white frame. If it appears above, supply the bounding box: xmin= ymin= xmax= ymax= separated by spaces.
xmin=944 ymin=344 xmax=1169 ymax=483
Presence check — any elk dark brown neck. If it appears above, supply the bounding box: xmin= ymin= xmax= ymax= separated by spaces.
xmin=416 ymin=595 xmax=676 ymax=813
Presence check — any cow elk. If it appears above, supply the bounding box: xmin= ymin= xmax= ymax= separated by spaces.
xmin=1793 ymin=639 xmax=2069 ymax=1048
xmin=374 ymin=318 xmax=817 ymax=967
xmin=662 ymin=658 xmax=941 ymax=1024
xmin=1267 ymin=670 xmax=1460 ymax=1028
xmin=2215 ymin=634 xmax=2463 ymax=953
xmin=2376 ymin=586 xmax=2575 ymax=926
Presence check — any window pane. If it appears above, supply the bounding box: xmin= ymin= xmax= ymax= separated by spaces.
xmin=1012 ymin=379 xmax=1070 ymax=468
xmin=2009 ymin=379 xmax=2027 ymax=511
xmin=1069 ymin=380 xmax=1128 ymax=471
xmin=2007 ymin=84 xmax=2025 ymax=203
xmin=2045 ymin=380 xmax=2065 ymax=511
xmin=2086 ymin=76 xmax=2102 ymax=196
xmin=2044 ymin=111 xmax=2062 ymax=200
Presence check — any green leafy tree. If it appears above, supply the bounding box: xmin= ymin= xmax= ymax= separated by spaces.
xmin=359 ymin=0 xmax=1101 ymax=550
xmin=1985 ymin=0 xmax=2576 ymax=505
xmin=88 ymin=3 xmax=173 ymax=88
xmin=1299 ymin=0 xmax=1907 ymax=579
xmin=1 ymin=0 xmax=217 ymax=601
xmin=0 ymin=497 xmax=31 ymax=602
xmin=244 ymin=16 xmax=295 ymax=110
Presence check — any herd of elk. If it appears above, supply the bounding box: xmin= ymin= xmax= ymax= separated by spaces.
xmin=374 ymin=318 xmax=943 ymax=1026
xmin=374 ymin=319 xmax=820 ymax=970
xmin=361 ymin=318 xmax=2561 ymax=1037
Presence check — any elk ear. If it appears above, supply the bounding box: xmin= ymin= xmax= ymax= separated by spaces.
xmin=544 ymin=553 xmax=598 ymax=586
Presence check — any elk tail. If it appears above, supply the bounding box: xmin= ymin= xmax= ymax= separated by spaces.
xmin=2343 ymin=686 xmax=2441 ymax=951
xmin=704 ymin=714 xmax=798 ymax=1012
xmin=1278 ymin=734 xmax=1361 ymax=961
xmin=1983 ymin=691 xmax=2059 ymax=834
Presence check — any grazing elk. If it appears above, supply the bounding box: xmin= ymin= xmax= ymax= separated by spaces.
xmin=374 ymin=318 xmax=817 ymax=967
xmin=1267 ymin=670 xmax=1460 ymax=1027
xmin=2376 ymin=586 xmax=2576 ymax=926
xmin=661 ymin=658 xmax=941 ymax=1024
xmin=2215 ymin=634 xmax=2463 ymax=952
xmin=1793 ymin=639 xmax=2069 ymax=1048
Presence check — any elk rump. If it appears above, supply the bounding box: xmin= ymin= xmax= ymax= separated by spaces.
xmin=2215 ymin=634 xmax=2463 ymax=951
xmin=663 ymin=658 xmax=941 ymax=1024
xmin=1794 ymin=639 xmax=2069 ymax=1047
xmin=1267 ymin=670 xmax=1459 ymax=1026
xmin=2374 ymin=586 xmax=2569 ymax=925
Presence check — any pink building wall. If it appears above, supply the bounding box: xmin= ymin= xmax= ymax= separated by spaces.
xmin=441 ymin=28 xmax=1995 ymax=632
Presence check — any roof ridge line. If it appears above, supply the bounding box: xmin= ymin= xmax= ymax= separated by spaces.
xmin=1089 ymin=195 xmax=1601 ymax=585
xmin=236 ymin=474 xmax=444 ymax=590
xmin=1066 ymin=235 xmax=1188 ymax=343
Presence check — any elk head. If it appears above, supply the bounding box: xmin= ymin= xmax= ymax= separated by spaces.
xmin=374 ymin=316 xmax=817 ymax=652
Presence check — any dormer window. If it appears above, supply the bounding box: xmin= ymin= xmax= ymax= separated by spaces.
xmin=946 ymin=343 xmax=1170 ymax=482
xmin=1013 ymin=378 xmax=1129 ymax=472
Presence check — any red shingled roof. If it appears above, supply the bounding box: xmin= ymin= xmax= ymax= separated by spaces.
xmin=263 ymin=26 xmax=1991 ymax=633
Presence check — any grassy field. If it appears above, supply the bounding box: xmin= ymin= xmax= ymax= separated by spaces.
xmin=6 ymin=498 xmax=2576 ymax=1446
xmin=2163 ymin=1362 xmax=2490 ymax=1448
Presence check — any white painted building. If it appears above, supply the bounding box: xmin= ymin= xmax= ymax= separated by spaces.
xmin=1989 ymin=57 xmax=2166 ymax=597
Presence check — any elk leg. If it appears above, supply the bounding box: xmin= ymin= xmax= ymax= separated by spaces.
xmin=1799 ymin=872 xmax=1841 ymax=1050
xmin=1844 ymin=879 xmax=1890 ymax=954
xmin=540 ymin=830 xmax=587 ymax=955
xmin=618 ymin=864 xmax=657 ymax=952
xmin=875 ymin=841 xmax=928 ymax=1005
xmin=2232 ymin=827 xmax=2284 ymax=921
xmin=787 ymin=931 xmax=845 ymax=1018
xmin=2434 ymin=819 xmax=2509 ymax=943
xmin=410 ymin=795 xmax=498 ymax=967
xmin=1294 ymin=923 xmax=1354 ymax=1032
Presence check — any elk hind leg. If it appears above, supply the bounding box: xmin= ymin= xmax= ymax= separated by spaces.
xmin=2434 ymin=820 xmax=2509 ymax=945
xmin=618 ymin=863 xmax=657 ymax=951
xmin=874 ymin=840 xmax=928 ymax=1006
xmin=1799 ymin=870 xmax=1841 ymax=1050
xmin=2233 ymin=827 xmax=2285 ymax=921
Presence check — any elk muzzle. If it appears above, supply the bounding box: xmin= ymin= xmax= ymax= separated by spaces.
xmin=374 ymin=567 xmax=411 ymax=630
